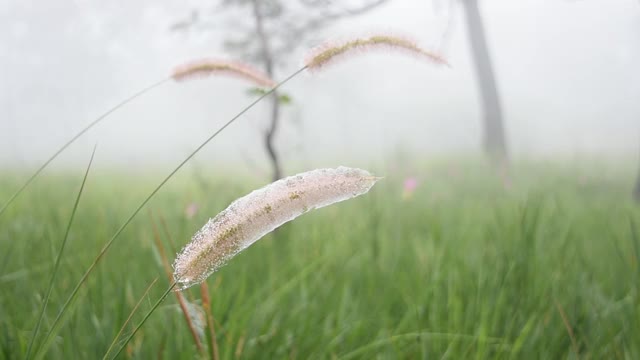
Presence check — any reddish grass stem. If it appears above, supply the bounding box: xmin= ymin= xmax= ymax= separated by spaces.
xmin=150 ymin=212 xmax=204 ymax=354
xmin=35 ymin=67 xmax=305 ymax=359
xmin=201 ymin=282 xmax=220 ymax=360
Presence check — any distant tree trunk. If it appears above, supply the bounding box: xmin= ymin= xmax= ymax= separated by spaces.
xmin=634 ymin=145 xmax=640 ymax=202
xmin=251 ymin=0 xmax=282 ymax=181
xmin=461 ymin=0 xmax=508 ymax=165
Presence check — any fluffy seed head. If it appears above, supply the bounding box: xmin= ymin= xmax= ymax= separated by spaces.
xmin=304 ymin=34 xmax=448 ymax=71
xmin=172 ymin=166 xmax=379 ymax=290
xmin=172 ymin=59 xmax=276 ymax=88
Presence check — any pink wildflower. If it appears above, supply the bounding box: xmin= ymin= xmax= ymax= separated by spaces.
xmin=402 ymin=177 xmax=419 ymax=200
xmin=185 ymin=202 xmax=199 ymax=219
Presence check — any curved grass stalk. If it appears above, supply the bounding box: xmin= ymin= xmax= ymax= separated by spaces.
xmin=24 ymin=145 xmax=97 ymax=360
xmin=102 ymin=278 xmax=159 ymax=360
xmin=149 ymin=213 xmax=205 ymax=354
xmin=109 ymin=282 xmax=177 ymax=360
xmin=0 ymin=59 xmax=275 ymax=219
xmin=0 ymin=79 xmax=168 ymax=218
xmin=33 ymin=66 xmax=307 ymax=360
xmin=32 ymin=32 xmax=447 ymax=357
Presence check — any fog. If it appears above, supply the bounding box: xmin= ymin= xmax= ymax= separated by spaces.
xmin=1 ymin=0 xmax=639 ymax=172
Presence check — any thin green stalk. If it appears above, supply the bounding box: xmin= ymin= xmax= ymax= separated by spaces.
xmin=32 ymin=288 xmax=83 ymax=360
xmin=0 ymin=79 xmax=168 ymax=218
xmin=25 ymin=145 xmax=97 ymax=360
xmin=102 ymin=278 xmax=159 ymax=360
xmin=0 ymin=237 xmax=18 ymax=276
xmin=629 ymin=218 xmax=640 ymax=291
xmin=109 ymin=282 xmax=177 ymax=360
xmin=35 ymin=66 xmax=307 ymax=359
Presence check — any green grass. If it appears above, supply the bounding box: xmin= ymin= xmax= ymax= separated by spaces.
xmin=1 ymin=161 xmax=639 ymax=359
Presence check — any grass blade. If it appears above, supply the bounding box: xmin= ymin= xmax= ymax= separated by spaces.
xmin=109 ymin=282 xmax=177 ymax=360
xmin=32 ymin=285 xmax=84 ymax=360
xmin=102 ymin=278 xmax=158 ymax=360
xmin=0 ymin=79 xmax=167 ymax=218
xmin=201 ymin=281 xmax=220 ymax=360
xmin=629 ymin=217 xmax=640 ymax=279
xmin=25 ymin=145 xmax=97 ymax=360
xmin=149 ymin=212 xmax=204 ymax=354
xmin=554 ymin=299 xmax=580 ymax=358
xmin=35 ymin=67 xmax=306 ymax=358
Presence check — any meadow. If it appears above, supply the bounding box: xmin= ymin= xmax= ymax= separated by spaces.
xmin=1 ymin=159 xmax=638 ymax=359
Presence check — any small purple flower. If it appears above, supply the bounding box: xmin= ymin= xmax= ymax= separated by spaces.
xmin=402 ymin=177 xmax=419 ymax=199
xmin=185 ymin=202 xmax=199 ymax=219
xmin=404 ymin=177 xmax=418 ymax=192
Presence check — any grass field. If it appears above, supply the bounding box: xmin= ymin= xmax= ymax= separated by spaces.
xmin=1 ymin=160 xmax=639 ymax=359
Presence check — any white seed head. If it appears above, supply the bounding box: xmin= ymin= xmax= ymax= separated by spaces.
xmin=172 ymin=166 xmax=379 ymax=290
xmin=171 ymin=59 xmax=276 ymax=88
xmin=304 ymin=34 xmax=448 ymax=71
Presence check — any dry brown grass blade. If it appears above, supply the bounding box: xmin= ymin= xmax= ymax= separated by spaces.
xmin=159 ymin=213 xmax=196 ymax=305
xmin=234 ymin=334 xmax=246 ymax=359
xmin=149 ymin=210 xmax=173 ymax=277
xmin=156 ymin=334 xmax=166 ymax=360
xmin=149 ymin=211 xmax=204 ymax=354
xmin=158 ymin=212 xmax=179 ymax=258
xmin=201 ymin=282 xmax=220 ymax=360
xmin=554 ymin=299 xmax=580 ymax=359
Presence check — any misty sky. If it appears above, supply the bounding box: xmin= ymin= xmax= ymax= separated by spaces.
xmin=1 ymin=0 xmax=639 ymax=172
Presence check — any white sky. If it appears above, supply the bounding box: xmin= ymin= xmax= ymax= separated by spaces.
xmin=1 ymin=0 xmax=639 ymax=172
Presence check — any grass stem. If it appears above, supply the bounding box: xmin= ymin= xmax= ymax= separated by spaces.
xmin=24 ymin=145 xmax=97 ymax=359
xmin=102 ymin=278 xmax=159 ymax=360
xmin=109 ymin=282 xmax=177 ymax=360
xmin=35 ymin=67 xmax=306 ymax=358
xmin=0 ymin=79 xmax=167 ymax=218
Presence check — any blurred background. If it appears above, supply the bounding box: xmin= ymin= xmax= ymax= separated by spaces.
xmin=1 ymin=0 xmax=638 ymax=174
xmin=3 ymin=2 xmax=640 ymax=358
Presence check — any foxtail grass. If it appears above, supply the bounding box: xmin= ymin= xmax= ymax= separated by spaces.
xmin=33 ymin=66 xmax=305 ymax=359
xmin=304 ymin=34 xmax=447 ymax=70
xmin=110 ymin=167 xmax=379 ymax=355
xmin=173 ymin=167 xmax=380 ymax=290
xmin=33 ymin=31 xmax=445 ymax=357
xmin=172 ymin=59 xmax=276 ymax=87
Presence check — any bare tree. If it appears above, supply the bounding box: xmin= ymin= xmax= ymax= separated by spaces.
xmin=172 ymin=0 xmax=388 ymax=181
xmin=459 ymin=0 xmax=508 ymax=165
xmin=250 ymin=0 xmax=283 ymax=180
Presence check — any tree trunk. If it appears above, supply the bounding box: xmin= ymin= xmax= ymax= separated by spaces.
xmin=251 ymin=0 xmax=282 ymax=181
xmin=461 ymin=0 xmax=508 ymax=165
xmin=634 ymin=145 xmax=640 ymax=202
xmin=264 ymin=92 xmax=282 ymax=181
